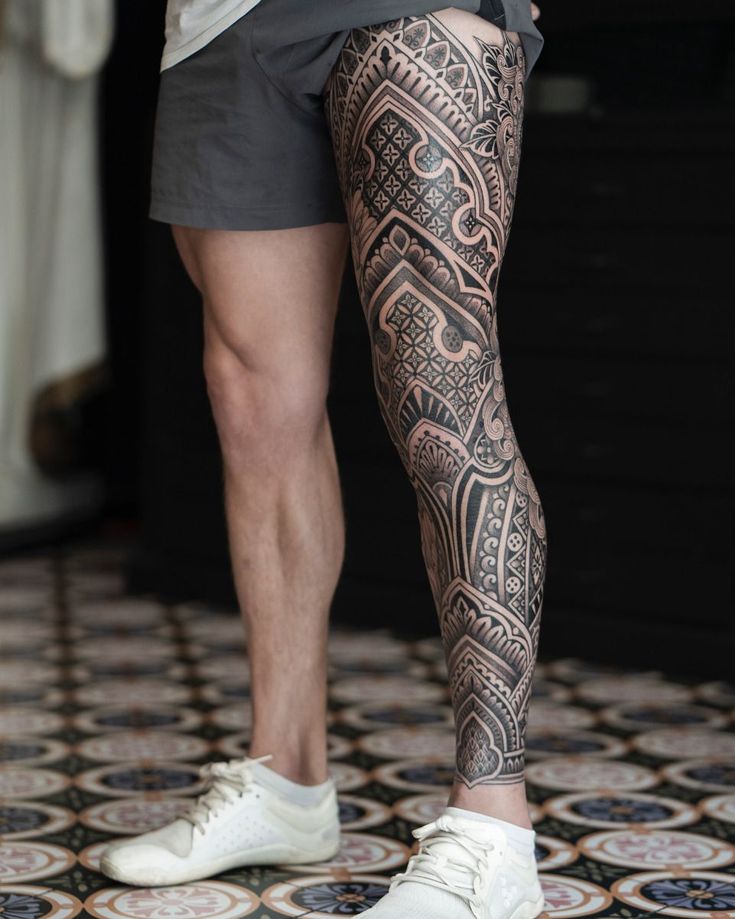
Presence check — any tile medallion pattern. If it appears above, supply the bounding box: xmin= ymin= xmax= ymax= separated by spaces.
xmin=0 ymin=546 xmax=733 ymax=918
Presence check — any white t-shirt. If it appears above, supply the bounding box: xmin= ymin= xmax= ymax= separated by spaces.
xmin=160 ymin=0 xmax=263 ymax=71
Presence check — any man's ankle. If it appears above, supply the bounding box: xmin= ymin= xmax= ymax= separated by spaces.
xmin=247 ymin=745 xmax=329 ymax=786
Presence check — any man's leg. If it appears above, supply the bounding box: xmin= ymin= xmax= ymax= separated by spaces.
xmin=327 ymin=10 xmax=546 ymax=826
xmin=174 ymin=222 xmax=350 ymax=785
xmin=100 ymin=223 xmax=351 ymax=886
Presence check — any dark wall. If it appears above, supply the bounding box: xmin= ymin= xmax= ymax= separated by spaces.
xmin=99 ymin=0 xmax=168 ymax=512
xmin=101 ymin=4 xmax=734 ymax=677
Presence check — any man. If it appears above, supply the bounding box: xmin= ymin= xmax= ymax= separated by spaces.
xmin=101 ymin=2 xmax=547 ymax=916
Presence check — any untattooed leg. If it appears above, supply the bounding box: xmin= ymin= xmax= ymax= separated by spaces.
xmin=326 ymin=10 xmax=546 ymax=820
xmin=172 ymin=223 xmax=349 ymax=785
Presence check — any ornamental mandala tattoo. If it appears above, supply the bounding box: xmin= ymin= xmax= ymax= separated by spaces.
xmin=326 ymin=15 xmax=546 ymax=786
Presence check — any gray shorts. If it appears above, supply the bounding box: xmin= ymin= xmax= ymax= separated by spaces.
xmin=149 ymin=0 xmax=543 ymax=231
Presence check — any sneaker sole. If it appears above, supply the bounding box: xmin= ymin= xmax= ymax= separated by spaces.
xmin=99 ymin=839 xmax=341 ymax=887
xmin=509 ymin=892 xmax=546 ymax=919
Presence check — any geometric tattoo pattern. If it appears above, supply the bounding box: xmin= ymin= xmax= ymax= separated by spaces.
xmin=326 ymin=15 xmax=547 ymax=785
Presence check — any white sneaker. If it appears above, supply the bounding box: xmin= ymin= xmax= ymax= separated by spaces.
xmin=363 ymin=812 xmax=544 ymax=919
xmin=99 ymin=754 xmax=340 ymax=887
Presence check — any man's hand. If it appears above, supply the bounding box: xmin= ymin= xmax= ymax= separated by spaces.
xmin=531 ymin=2 xmax=540 ymax=20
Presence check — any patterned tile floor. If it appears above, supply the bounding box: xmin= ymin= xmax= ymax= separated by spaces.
xmin=1 ymin=542 xmax=734 ymax=919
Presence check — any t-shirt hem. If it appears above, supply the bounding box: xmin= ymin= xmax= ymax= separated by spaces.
xmin=160 ymin=1 xmax=258 ymax=72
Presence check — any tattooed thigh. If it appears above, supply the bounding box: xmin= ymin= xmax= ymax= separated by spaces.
xmin=326 ymin=14 xmax=546 ymax=785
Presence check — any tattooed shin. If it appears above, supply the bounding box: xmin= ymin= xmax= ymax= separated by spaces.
xmin=326 ymin=16 xmax=546 ymax=786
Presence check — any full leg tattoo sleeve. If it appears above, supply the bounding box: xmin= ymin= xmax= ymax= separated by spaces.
xmin=326 ymin=15 xmax=547 ymax=786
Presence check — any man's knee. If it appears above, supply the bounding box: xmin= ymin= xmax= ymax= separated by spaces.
xmin=203 ymin=339 xmax=328 ymax=467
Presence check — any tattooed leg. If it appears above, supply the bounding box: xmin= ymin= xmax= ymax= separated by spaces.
xmin=327 ymin=10 xmax=546 ymax=810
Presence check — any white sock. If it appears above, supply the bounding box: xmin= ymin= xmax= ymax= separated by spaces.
xmin=444 ymin=806 xmax=536 ymax=858
xmin=251 ymin=761 xmax=332 ymax=806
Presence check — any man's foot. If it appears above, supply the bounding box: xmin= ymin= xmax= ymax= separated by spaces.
xmin=363 ymin=810 xmax=544 ymax=919
xmin=99 ymin=754 xmax=340 ymax=886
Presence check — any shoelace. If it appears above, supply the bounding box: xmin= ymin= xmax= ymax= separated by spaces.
xmin=181 ymin=753 xmax=274 ymax=834
xmin=389 ymin=815 xmax=502 ymax=919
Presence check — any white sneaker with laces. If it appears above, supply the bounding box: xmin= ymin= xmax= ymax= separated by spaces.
xmin=362 ymin=811 xmax=544 ymax=919
xmin=99 ymin=753 xmax=340 ymax=887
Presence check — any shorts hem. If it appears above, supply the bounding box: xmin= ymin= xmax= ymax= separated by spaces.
xmin=148 ymin=198 xmax=348 ymax=231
